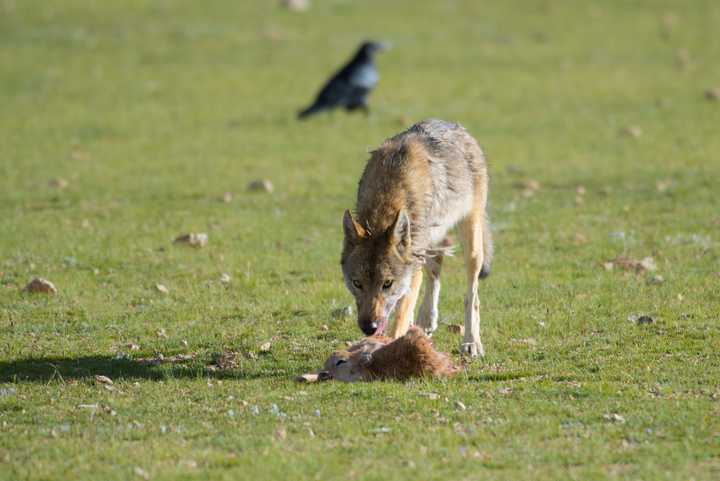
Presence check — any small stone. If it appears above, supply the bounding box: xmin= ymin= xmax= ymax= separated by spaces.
xmin=222 ymin=192 xmax=233 ymax=203
xmin=575 ymin=185 xmax=586 ymax=196
xmin=219 ymin=273 xmax=231 ymax=284
xmin=282 ymin=0 xmax=309 ymax=11
xmin=181 ymin=339 xmax=189 ymax=347
xmin=94 ymin=375 xmax=113 ymax=386
xmin=0 ymin=387 xmax=17 ymax=398
xmin=173 ymin=233 xmax=208 ymax=248
xmin=639 ymin=257 xmax=656 ymax=272
xmin=331 ymin=305 xmax=353 ymax=319
xmin=603 ymin=413 xmax=626 ymax=424
xmin=519 ymin=179 xmax=541 ymax=191
xmin=259 ymin=341 xmax=272 ymax=352
xmin=446 ymin=324 xmax=465 ymax=336
xmin=24 ymin=278 xmax=57 ymax=295
xmin=620 ymin=126 xmax=642 ymax=138
xmin=295 ymin=373 xmax=319 ymax=383
xmin=247 ymin=179 xmax=274 ymax=193
xmin=705 ymin=87 xmax=720 ymax=101
xmin=320 ymin=324 xmax=329 ymax=331
xmin=656 ymin=179 xmax=672 ymax=193
xmin=607 ymin=255 xmax=656 ymax=273
xmin=454 ymin=401 xmax=467 ymax=411
xmin=156 ymin=328 xmax=168 ymax=339
xmin=127 ymin=343 xmax=140 ymax=351
xmin=155 ymin=284 xmax=169 ymax=294
xmin=133 ymin=467 xmax=150 ymax=480
xmin=516 ymin=179 xmax=541 ymax=198
xmin=636 ymin=315 xmax=654 ymax=325
xmin=167 ymin=353 xmax=193 ymax=362
xmin=49 ymin=178 xmax=68 ymax=189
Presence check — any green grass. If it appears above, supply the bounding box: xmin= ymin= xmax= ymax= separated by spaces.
xmin=1 ymin=0 xmax=719 ymax=479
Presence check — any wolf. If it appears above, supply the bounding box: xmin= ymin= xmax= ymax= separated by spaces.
xmin=340 ymin=119 xmax=492 ymax=357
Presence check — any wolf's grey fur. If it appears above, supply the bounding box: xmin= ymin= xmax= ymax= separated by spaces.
xmin=358 ymin=119 xmax=492 ymax=270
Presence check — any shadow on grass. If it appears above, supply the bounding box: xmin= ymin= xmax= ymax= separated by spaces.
xmin=0 ymin=355 xmax=284 ymax=383
xmin=466 ymin=371 xmax=538 ymax=382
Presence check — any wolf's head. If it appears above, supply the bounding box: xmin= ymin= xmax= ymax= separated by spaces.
xmin=340 ymin=209 xmax=417 ymax=336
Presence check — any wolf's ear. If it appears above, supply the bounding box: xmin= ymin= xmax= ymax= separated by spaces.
xmin=343 ymin=210 xmax=365 ymax=244
xmin=389 ymin=209 xmax=411 ymax=257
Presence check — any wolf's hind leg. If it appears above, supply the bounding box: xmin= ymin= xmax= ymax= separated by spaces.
xmin=459 ymin=208 xmax=486 ymax=357
xmin=390 ymin=269 xmax=422 ymax=339
xmin=417 ymin=252 xmax=444 ymax=335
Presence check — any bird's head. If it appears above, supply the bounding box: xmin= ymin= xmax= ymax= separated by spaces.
xmin=358 ymin=41 xmax=389 ymax=58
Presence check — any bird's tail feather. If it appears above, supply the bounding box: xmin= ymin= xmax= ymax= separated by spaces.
xmin=297 ymin=103 xmax=324 ymax=120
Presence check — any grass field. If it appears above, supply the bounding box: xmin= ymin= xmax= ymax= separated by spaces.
xmin=1 ymin=0 xmax=719 ymax=479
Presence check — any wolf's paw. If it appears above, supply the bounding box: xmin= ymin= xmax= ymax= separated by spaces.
xmin=459 ymin=340 xmax=485 ymax=358
xmin=420 ymin=326 xmax=437 ymax=337
xmin=416 ymin=309 xmax=438 ymax=336
xmin=416 ymin=319 xmax=438 ymax=337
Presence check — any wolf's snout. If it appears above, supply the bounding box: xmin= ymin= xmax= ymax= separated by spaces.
xmin=360 ymin=320 xmax=379 ymax=336
xmin=360 ymin=321 xmax=378 ymax=336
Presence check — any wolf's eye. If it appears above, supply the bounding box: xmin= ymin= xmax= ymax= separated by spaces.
xmin=335 ymin=359 xmax=347 ymax=367
xmin=352 ymin=279 xmax=362 ymax=290
xmin=382 ymin=279 xmax=394 ymax=289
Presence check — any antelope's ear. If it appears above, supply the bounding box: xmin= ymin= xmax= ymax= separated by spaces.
xmin=358 ymin=351 xmax=373 ymax=366
xmin=343 ymin=210 xmax=365 ymax=244
xmin=389 ymin=209 xmax=411 ymax=257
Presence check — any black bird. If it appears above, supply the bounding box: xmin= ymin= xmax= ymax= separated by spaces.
xmin=298 ymin=41 xmax=387 ymax=120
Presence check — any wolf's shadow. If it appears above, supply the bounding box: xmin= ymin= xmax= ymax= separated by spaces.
xmin=0 ymin=355 xmax=280 ymax=384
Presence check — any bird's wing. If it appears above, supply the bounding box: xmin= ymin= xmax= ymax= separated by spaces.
xmin=313 ymin=72 xmax=354 ymax=106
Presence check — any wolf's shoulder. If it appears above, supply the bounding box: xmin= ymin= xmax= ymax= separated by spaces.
xmin=406 ymin=119 xmax=466 ymax=138
xmin=392 ymin=119 xmax=470 ymax=150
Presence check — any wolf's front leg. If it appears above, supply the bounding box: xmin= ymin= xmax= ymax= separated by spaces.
xmin=390 ymin=269 xmax=423 ymax=339
xmin=459 ymin=213 xmax=485 ymax=357
xmin=462 ymin=287 xmax=484 ymax=357
xmin=417 ymin=255 xmax=443 ymax=335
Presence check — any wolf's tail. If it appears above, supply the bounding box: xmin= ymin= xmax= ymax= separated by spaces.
xmin=479 ymin=211 xmax=493 ymax=279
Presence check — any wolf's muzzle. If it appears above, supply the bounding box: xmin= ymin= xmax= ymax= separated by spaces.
xmin=360 ymin=321 xmax=379 ymax=336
